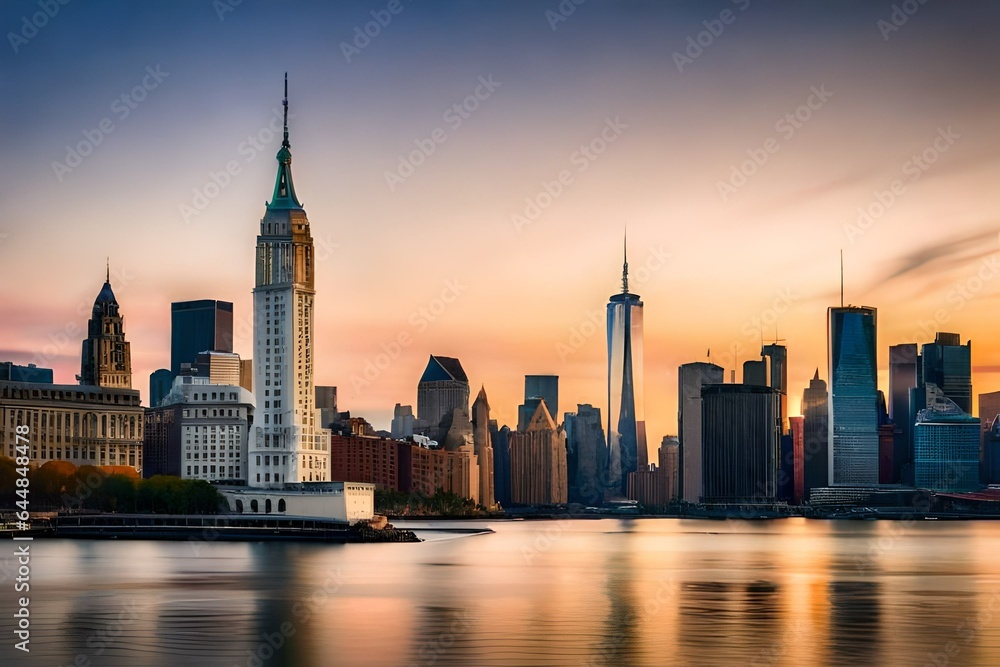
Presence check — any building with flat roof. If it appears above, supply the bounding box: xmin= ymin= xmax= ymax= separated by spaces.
xmin=0 ymin=362 xmax=53 ymax=384
xmin=171 ymin=300 xmax=234 ymax=376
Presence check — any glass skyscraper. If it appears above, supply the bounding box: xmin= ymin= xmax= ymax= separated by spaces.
xmin=170 ymin=299 xmax=234 ymax=376
xmin=607 ymin=245 xmax=646 ymax=496
xmin=913 ymin=387 xmax=980 ymax=491
xmin=921 ymin=332 xmax=972 ymax=414
xmin=828 ymin=306 xmax=879 ymax=485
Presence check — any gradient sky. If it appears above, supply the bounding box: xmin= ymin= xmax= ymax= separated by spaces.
xmin=2 ymin=0 xmax=1000 ymax=461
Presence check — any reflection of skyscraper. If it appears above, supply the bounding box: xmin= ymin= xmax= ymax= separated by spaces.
xmin=607 ymin=241 xmax=646 ymax=496
xmin=828 ymin=306 xmax=879 ymax=485
xmin=678 ymin=362 xmax=724 ymax=502
xmin=249 ymin=77 xmax=328 ymax=487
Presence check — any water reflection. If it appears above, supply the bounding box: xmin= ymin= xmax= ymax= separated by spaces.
xmin=4 ymin=520 xmax=1000 ymax=666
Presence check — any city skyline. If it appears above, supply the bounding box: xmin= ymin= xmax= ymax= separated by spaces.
xmin=4 ymin=1 xmax=1000 ymax=460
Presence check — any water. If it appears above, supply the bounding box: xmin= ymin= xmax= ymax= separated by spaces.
xmin=3 ymin=518 xmax=1000 ymax=666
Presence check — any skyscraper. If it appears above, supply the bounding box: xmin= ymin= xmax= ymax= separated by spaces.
xmin=472 ymin=386 xmax=495 ymax=509
xmin=678 ymin=362 xmax=724 ymax=502
xmin=889 ymin=343 xmax=919 ymax=483
xmin=921 ymin=332 xmax=972 ymax=414
xmin=249 ymin=76 xmax=329 ymax=488
xmin=828 ymin=306 xmax=879 ymax=485
xmin=762 ymin=342 xmax=788 ymax=434
xmin=523 ymin=375 xmax=558 ymax=425
xmin=417 ymin=355 xmax=470 ymax=434
xmin=565 ymin=404 xmax=608 ymax=505
xmin=913 ymin=385 xmax=980 ymax=491
xmin=607 ymin=240 xmax=646 ymax=496
xmin=508 ymin=400 xmax=568 ymax=505
xmin=170 ymin=299 xmax=234 ymax=376
xmin=700 ymin=384 xmax=782 ymax=503
xmin=149 ymin=368 xmax=173 ymax=408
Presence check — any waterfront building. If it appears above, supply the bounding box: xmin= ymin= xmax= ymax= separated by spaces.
xmin=509 ymin=400 xmax=568 ymax=505
xmin=913 ymin=385 xmax=980 ymax=491
xmin=248 ymin=76 xmax=330 ymax=487
xmin=329 ymin=434 xmax=403 ymax=490
xmin=828 ymin=306 xmax=879 ymax=485
xmin=565 ymin=404 xmax=608 ymax=505
xmin=170 ymin=299 xmax=234 ymax=376
xmin=607 ymin=240 xmax=646 ymax=497
xmin=660 ymin=435 xmax=680 ymax=501
xmin=982 ymin=416 xmax=1000 ymax=485
xmin=143 ymin=375 xmax=254 ymax=482
xmin=221 ymin=482 xmax=374 ymax=524
xmin=790 ymin=415 xmax=804 ymax=503
xmin=492 ymin=422 xmax=511 ymax=507
xmin=701 ymin=384 xmax=782 ymax=503
xmin=678 ymin=362 xmax=724 ymax=502
xmin=399 ymin=441 xmax=476 ymax=499
xmin=0 ymin=275 xmax=143 ymax=471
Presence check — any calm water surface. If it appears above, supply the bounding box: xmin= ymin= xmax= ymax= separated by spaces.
xmin=3 ymin=518 xmax=1000 ymax=666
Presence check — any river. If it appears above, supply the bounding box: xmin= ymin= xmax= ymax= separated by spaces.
xmin=2 ymin=517 xmax=999 ymax=666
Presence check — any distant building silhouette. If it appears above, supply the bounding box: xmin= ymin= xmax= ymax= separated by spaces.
xmin=521 ymin=375 xmax=558 ymax=430
xmin=391 ymin=403 xmax=415 ymax=439
xmin=789 ymin=416 xmax=804 ymax=503
xmin=170 ymin=299 xmax=234 ymax=376
xmin=491 ymin=422 xmax=512 ymax=507
xmin=607 ymin=240 xmax=646 ymax=496
xmin=828 ymin=306 xmax=879 ymax=485
xmin=565 ymin=404 xmax=608 ymax=505
xmin=678 ymin=362 xmax=724 ymax=502
xmin=149 ymin=368 xmax=173 ymax=408
xmin=762 ymin=342 xmax=789 ymax=434
xmin=0 ymin=362 xmax=52 ymax=384
xmin=472 ymin=386 xmax=496 ymax=509
xmin=417 ymin=355 xmax=470 ymax=437
xmin=509 ymin=400 xmax=567 ymax=505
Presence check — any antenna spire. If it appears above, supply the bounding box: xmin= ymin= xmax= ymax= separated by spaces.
xmin=621 ymin=227 xmax=629 ymax=293
xmin=840 ymin=249 xmax=844 ymax=307
xmin=282 ymin=72 xmax=290 ymax=149
xmin=106 ymin=257 xmax=110 ymax=283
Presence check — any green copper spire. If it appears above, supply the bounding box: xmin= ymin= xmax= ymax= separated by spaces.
xmin=267 ymin=72 xmax=303 ymax=211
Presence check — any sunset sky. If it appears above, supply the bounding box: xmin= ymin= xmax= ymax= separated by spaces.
xmin=2 ymin=0 xmax=1000 ymax=461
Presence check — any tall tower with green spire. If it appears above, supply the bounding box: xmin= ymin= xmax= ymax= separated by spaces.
xmin=249 ymin=74 xmax=329 ymax=488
